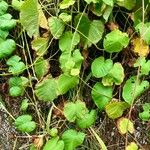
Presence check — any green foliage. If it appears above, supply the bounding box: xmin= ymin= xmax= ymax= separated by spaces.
xmin=9 ymin=76 xmax=29 ymax=97
xmin=31 ymin=37 xmax=49 ymax=56
xmin=116 ymin=0 xmax=136 ymax=10
xmin=126 ymin=142 xmax=138 ymax=150
xmin=7 ymin=55 xmax=26 ymax=75
xmin=0 ymin=39 xmax=16 ymax=59
xmin=15 ymin=115 xmax=36 ymax=133
xmin=34 ymin=57 xmax=50 ymax=79
xmin=122 ymin=76 xmax=149 ymax=104
xmin=76 ymin=109 xmax=97 ymax=128
xmin=48 ymin=16 xmax=65 ymax=39
xmin=20 ymin=0 xmax=39 ymax=37
xmin=134 ymin=57 xmax=150 ymax=76
xmin=91 ymin=82 xmax=113 ymax=110
xmin=59 ymin=31 xmax=80 ymax=52
xmin=102 ymin=63 xmax=124 ymax=86
xmin=105 ymin=101 xmax=129 ymax=119
xmin=0 ymin=1 xmax=8 ymax=16
xmin=59 ymin=0 xmax=75 ymax=9
xmin=74 ymin=13 xmax=104 ymax=48
xmin=91 ymin=56 xmax=113 ymax=78
xmin=139 ymin=103 xmax=150 ymax=121
xmin=62 ymin=129 xmax=85 ymax=150
xmin=49 ymin=128 xmax=58 ymax=137
xmin=64 ymin=100 xmax=88 ymax=122
xmin=103 ymin=29 xmax=129 ymax=53
xmin=135 ymin=22 xmax=150 ymax=44
xmin=12 ymin=0 xmax=24 ymax=11
xmin=43 ymin=137 xmax=64 ymax=150
xmin=20 ymin=99 xmax=29 ymax=111
xmin=59 ymin=13 xmax=72 ymax=23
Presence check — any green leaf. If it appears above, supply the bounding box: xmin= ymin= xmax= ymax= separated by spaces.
xmin=134 ymin=57 xmax=150 ymax=76
xmin=31 ymin=37 xmax=49 ymax=56
xmin=0 ymin=1 xmax=8 ymax=15
xmin=58 ymin=74 xmax=79 ymax=95
xmin=35 ymin=77 xmax=58 ymax=102
xmin=91 ymin=57 xmax=113 ymax=78
xmin=59 ymin=31 xmax=80 ymax=52
xmin=105 ymin=101 xmax=129 ymax=119
xmin=20 ymin=99 xmax=29 ymax=111
xmin=116 ymin=0 xmax=136 ymax=10
xmin=135 ymin=22 xmax=150 ymax=44
xmin=7 ymin=55 xmax=26 ymax=75
xmin=0 ymin=39 xmax=16 ymax=59
xmin=139 ymin=103 xmax=150 ymax=121
xmin=102 ymin=0 xmax=114 ymax=6
xmin=12 ymin=0 xmax=24 ymax=11
xmin=0 ymin=14 xmax=16 ymax=30
xmin=59 ymin=49 xmax=83 ymax=74
xmin=102 ymin=63 xmax=124 ymax=86
xmin=74 ymin=14 xmax=104 ymax=48
xmin=122 ymin=76 xmax=149 ymax=104
xmin=59 ymin=13 xmax=72 ymax=23
xmin=15 ymin=115 xmax=36 ymax=133
xmin=49 ymin=128 xmax=58 ymax=137
xmin=48 ymin=17 xmax=65 ymax=39
xmin=43 ymin=137 xmax=64 ymax=150
xmin=103 ymin=29 xmax=129 ymax=53
xmin=20 ymin=0 xmax=39 ymax=37
xmin=91 ymin=82 xmax=113 ymax=110
xmin=62 ymin=129 xmax=85 ymax=150
xmin=9 ymin=86 xmax=24 ymax=97
xmin=9 ymin=77 xmax=29 ymax=97
xmin=59 ymin=0 xmax=75 ymax=9
xmin=0 ymin=29 xmax=9 ymax=39
xmin=84 ymin=0 xmax=98 ymax=4
xmin=117 ymin=117 xmax=135 ymax=135
xmin=34 ymin=57 xmax=50 ymax=79
xmin=76 ymin=110 xmax=97 ymax=128
xmin=64 ymin=100 xmax=89 ymax=122
xmin=126 ymin=142 xmax=138 ymax=150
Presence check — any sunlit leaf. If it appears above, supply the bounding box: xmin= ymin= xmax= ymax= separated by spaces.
xmin=139 ymin=103 xmax=150 ymax=121
xmin=125 ymin=142 xmax=138 ymax=150
xmin=59 ymin=13 xmax=72 ymax=23
xmin=116 ymin=0 xmax=136 ymax=10
xmin=0 ymin=1 xmax=8 ymax=15
xmin=59 ymin=0 xmax=75 ymax=9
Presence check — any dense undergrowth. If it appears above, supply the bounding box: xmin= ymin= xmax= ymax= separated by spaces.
xmin=0 ymin=0 xmax=150 ymax=149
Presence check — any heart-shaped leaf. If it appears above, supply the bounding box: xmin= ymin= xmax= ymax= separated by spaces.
xmin=74 ymin=13 xmax=104 ymax=48
xmin=122 ymin=76 xmax=149 ymax=104
xmin=43 ymin=137 xmax=64 ymax=150
xmin=103 ymin=29 xmax=129 ymax=53
xmin=64 ymin=100 xmax=88 ymax=122
xmin=91 ymin=82 xmax=113 ymax=110
xmin=62 ymin=129 xmax=85 ymax=150
xmin=76 ymin=109 xmax=97 ymax=128
xmin=91 ymin=57 xmax=113 ymax=78
xmin=15 ymin=115 xmax=36 ymax=133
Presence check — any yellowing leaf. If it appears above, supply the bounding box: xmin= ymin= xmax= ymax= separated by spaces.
xmin=38 ymin=5 xmax=48 ymax=29
xmin=117 ymin=117 xmax=135 ymax=135
xmin=132 ymin=38 xmax=149 ymax=57
xmin=125 ymin=142 xmax=138 ymax=150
